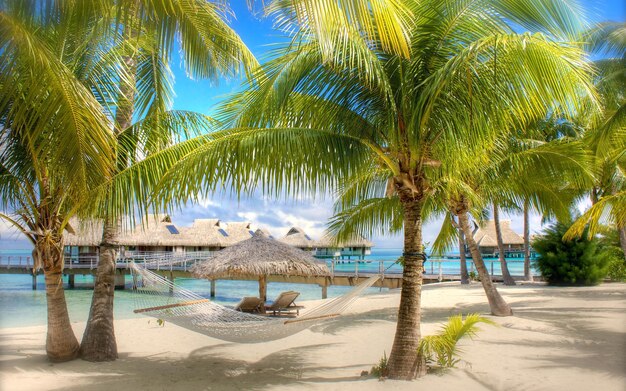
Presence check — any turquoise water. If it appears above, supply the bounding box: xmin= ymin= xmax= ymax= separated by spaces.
xmin=0 ymin=248 xmax=532 ymax=328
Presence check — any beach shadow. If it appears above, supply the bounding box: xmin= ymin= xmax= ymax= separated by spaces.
xmin=476 ymin=289 xmax=626 ymax=378
xmin=14 ymin=342 xmax=372 ymax=391
xmin=499 ymin=285 xmax=626 ymax=302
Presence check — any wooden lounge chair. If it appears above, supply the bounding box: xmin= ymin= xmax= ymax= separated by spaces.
xmin=265 ymin=291 xmax=304 ymax=316
xmin=234 ymin=296 xmax=264 ymax=313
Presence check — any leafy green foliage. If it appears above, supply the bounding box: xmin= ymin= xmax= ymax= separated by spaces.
xmin=598 ymin=229 xmax=626 ymax=282
xmin=417 ymin=313 xmax=495 ymax=369
xmin=370 ymin=351 xmax=388 ymax=378
xmin=532 ymin=221 xmax=611 ymax=285
xmin=607 ymin=256 xmax=626 ymax=282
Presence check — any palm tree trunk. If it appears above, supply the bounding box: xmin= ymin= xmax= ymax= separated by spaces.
xmin=459 ymin=229 xmax=469 ymax=284
xmin=619 ymin=226 xmax=626 ymax=260
xmin=493 ymin=203 xmax=515 ymax=285
xmin=523 ymin=199 xmax=533 ymax=281
xmin=80 ymin=221 xmax=118 ymax=361
xmin=458 ymin=212 xmax=512 ymax=316
xmin=81 ymin=19 xmax=137 ymax=361
xmin=37 ymin=238 xmax=80 ymax=362
xmin=386 ymin=195 xmax=426 ymax=379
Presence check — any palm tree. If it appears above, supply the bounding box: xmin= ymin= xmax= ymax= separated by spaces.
xmin=0 ymin=0 xmax=119 ymax=361
xmin=492 ymin=203 xmax=516 ymax=285
xmin=565 ymin=22 xmax=626 ymax=256
xmin=441 ymin=134 xmax=593 ymax=314
xmin=79 ymin=0 xmax=257 ymax=362
xmin=107 ymin=0 xmax=595 ymax=379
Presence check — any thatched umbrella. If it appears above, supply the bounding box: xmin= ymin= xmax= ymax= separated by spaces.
xmin=191 ymin=229 xmax=330 ymax=302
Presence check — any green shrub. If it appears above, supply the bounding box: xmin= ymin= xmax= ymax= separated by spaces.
xmin=370 ymin=351 xmax=388 ymax=378
xmin=532 ymin=221 xmax=610 ymax=286
xmin=417 ymin=313 xmax=495 ymax=370
xmin=607 ymin=257 xmax=626 ymax=281
xmin=598 ymin=229 xmax=626 ymax=282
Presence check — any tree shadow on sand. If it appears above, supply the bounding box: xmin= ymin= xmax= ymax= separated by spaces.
xmin=9 ymin=342 xmax=373 ymax=391
xmin=486 ymin=306 xmax=626 ymax=377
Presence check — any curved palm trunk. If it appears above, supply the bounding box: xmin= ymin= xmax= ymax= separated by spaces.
xmin=458 ymin=212 xmax=512 ymax=316
xmin=493 ymin=203 xmax=515 ymax=285
xmin=36 ymin=238 xmax=80 ymax=362
xmin=459 ymin=229 xmax=469 ymax=284
xmin=523 ymin=199 xmax=533 ymax=281
xmin=80 ymin=221 xmax=118 ymax=361
xmin=386 ymin=195 xmax=426 ymax=379
xmin=81 ymin=28 xmax=137 ymax=361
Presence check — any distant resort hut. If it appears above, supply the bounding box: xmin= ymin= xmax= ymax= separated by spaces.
xmin=64 ymin=219 xmax=104 ymax=261
xmin=315 ymin=234 xmax=374 ymax=260
xmin=178 ymin=218 xmax=230 ymax=252
xmin=64 ymin=219 xmax=375 ymax=262
xmin=115 ymin=215 xmax=189 ymax=254
xmin=279 ymin=227 xmax=373 ymax=260
xmin=279 ymin=227 xmax=316 ymax=251
xmin=472 ymin=220 xmax=525 ymax=257
xmin=222 ymin=221 xmax=256 ymax=246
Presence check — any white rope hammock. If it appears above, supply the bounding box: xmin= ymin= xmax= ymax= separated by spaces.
xmin=130 ymin=262 xmax=379 ymax=343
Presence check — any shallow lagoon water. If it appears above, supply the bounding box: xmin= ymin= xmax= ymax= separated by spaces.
xmin=0 ymin=247 xmax=531 ymax=328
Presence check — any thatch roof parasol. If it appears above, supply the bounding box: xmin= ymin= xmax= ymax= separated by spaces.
xmin=192 ymin=229 xmax=329 ymax=301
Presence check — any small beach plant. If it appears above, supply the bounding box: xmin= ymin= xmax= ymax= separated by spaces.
xmin=417 ymin=313 xmax=495 ymax=370
xmin=370 ymin=351 xmax=388 ymax=378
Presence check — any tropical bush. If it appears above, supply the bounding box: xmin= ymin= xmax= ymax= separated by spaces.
xmin=370 ymin=351 xmax=388 ymax=378
xmin=599 ymin=230 xmax=626 ymax=282
xmin=532 ymin=222 xmax=611 ymax=285
xmin=417 ymin=313 xmax=495 ymax=370
xmin=607 ymin=257 xmax=626 ymax=282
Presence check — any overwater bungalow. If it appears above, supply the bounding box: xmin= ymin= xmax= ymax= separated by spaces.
xmin=63 ymin=219 xmax=103 ymax=261
xmin=64 ymin=216 xmax=249 ymax=259
xmin=278 ymin=226 xmax=373 ymax=259
xmin=472 ymin=219 xmax=526 ymax=258
xmin=65 ymin=218 xmax=375 ymax=261
xmin=315 ymin=234 xmax=374 ymax=260
xmin=279 ymin=227 xmax=316 ymax=252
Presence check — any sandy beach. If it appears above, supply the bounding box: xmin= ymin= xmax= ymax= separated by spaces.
xmin=1 ymin=281 xmax=624 ymax=391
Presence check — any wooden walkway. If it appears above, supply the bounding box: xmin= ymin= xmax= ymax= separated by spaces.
xmin=0 ymin=254 xmax=528 ymax=297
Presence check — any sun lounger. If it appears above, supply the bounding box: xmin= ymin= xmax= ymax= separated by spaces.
xmin=234 ymin=296 xmax=264 ymax=313
xmin=265 ymin=291 xmax=304 ymax=316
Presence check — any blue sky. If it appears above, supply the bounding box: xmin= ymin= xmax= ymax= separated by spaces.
xmin=1 ymin=0 xmax=625 ymax=250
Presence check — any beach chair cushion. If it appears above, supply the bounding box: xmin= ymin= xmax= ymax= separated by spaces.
xmin=265 ymin=291 xmax=304 ymax=316
xmin=234 ymin=296 xmax=264 ymax=313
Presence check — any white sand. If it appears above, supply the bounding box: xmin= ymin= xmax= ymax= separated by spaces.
xmin=1 ymin=282 xmax=625 ymax=391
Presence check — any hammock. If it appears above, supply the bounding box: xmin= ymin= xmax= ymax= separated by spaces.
xmin=130 ymin=262 xmax=379 ymax=343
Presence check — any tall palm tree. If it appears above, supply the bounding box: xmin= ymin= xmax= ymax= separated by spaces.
xmin=492 ymin=202 xmax=516 ymax=285
xmin=439 ymin=134 xmax=593 ymax=313
xmin=0 ymin=0 xmax=119 ymax=361
xmin=79 ymin=0 xmax=257 ymax=362
xmin=106 ymin=0 xmax=595 ymax=379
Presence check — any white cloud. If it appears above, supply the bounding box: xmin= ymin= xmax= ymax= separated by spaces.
xmin=0 ymin=219 xmax=25 ymax=239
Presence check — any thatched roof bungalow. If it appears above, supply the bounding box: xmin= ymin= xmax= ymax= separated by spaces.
xmin=177 ymin=219 xmax=230 ymax=251
xmin=315 ymin=234 xmax=374 ymax=259
xmin=473 ymin=219 xmax=524 ymax=256
xmin=64 ymin=219 xmax=375 ymax=261
xmin=278 ymin=226 xmax=374 ymax=259
xmin=279 ymin=227 xmax=316 ymax=250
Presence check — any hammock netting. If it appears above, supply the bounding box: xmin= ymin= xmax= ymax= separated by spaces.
xmin=130 ymin=262 xmax=379 ymax=343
